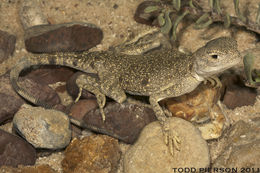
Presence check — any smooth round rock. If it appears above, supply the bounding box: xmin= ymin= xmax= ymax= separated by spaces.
xmin=124 ymin=117 xmax=210 ymax=173
xmin=62 ymin=135 xmax=120 ymax=173
xmin=13 ymin=104 xmax=71 ymax=149
xmin=25 ymin=22 xmax=103 ymax=53
xmin=0 ymin=129 xmax=36 ymax=167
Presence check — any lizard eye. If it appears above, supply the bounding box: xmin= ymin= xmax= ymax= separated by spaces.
xmin=211 ymin=54 xmax=218 ymax=59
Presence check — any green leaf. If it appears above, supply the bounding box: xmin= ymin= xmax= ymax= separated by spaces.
xmin=158 ymin=13 xmax=165 ymax=26
xmin=160 ymin=11 xmax=172 ymax=34
xmin=144 ymin=6 xmax=159 ymax=13
xmin=243 ymin=53 xmax=255 ymax=84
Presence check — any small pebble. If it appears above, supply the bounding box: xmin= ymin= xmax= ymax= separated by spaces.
xmin=0 ymin=129 xmax=36 ymax=167
xmin=62 ymin=135 xmax=120 ymax=173
xmin=13 ymin=104 xmax=71 ymax=149
xmin=124 ymin=117 xmax=210 ymax=173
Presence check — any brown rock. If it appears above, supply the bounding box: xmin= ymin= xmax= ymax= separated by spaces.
xmin=0 ymin=30 xmax=16 ymax=63
xmin=0 ymin=93 xmax=24 ymax=124
xmin=222 ymin=84 xmax=257 ymax=109
xmin=0 ymin=129 xmax=36 ymax=167
xmin=18 ymin=77 xmax=61 ymax=107
xmin=0 ymin=74 xmax=25 ymax=124
xmin=83 ymin=102 xmax=157 ymax=144
xmin=66 ymin=72 xmax=96 ymax=99
xmin=164 ymin=83 xmax=220 ymax=122
xmin=70 ymin=99 xmax=98 ymax=120
xmin=164 ymin=83 xmax=227 ymax=140
xmin=25 ymin=67 xmax=75 ymax=85
xmin=25 ymin=22 xmax=103 ymax=53
xmin=62 ymin=135 xmax=120 ymax=173
xmin=0 ymin=164 xmax=57 ymax=173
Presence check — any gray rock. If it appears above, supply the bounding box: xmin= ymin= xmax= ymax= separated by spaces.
xmin=124 ymin=117 xmax=210 ymax=173
xmin=213 ymin=119 xmax=260 ymax=168
xmin=13 ymin=104 xmax=71 ymax=149
xmin=0 ymin=129 xmax=36 ymax=167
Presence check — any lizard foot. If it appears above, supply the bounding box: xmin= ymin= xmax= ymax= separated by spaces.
xmin=161 ymin=118 xmax=181 ymax=155
xmin=204 ymin=76 xmax=222 ymax=88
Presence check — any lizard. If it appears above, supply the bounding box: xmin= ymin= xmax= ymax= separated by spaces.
xmin=10 ymin=37 xmax=241 ymax=154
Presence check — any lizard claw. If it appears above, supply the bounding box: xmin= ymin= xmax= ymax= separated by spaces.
xmin=75 ymin=87 xmax=82 ymax=103
xmin=162 ymin=118 xmax=181 ymax=155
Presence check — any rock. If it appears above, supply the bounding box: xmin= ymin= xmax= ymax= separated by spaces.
xmin=124 ymin=117 xmax=210 ymax=173
xmin=0 ymin=93 xmax=24 ymax=124
xmin=66 ymin=72 xmax=96 ymax=100
xmin=25 ymin=22 xmax=103 ymax=53
xmin=212 ymin=119 xmax=260 ymax=168
xmin=70 ymin=99 xmax=98 ymax=121
xmin=222 ymin=84 xmax=257 ymax=109
xmin=165 ymin=83 xmax=220 ymax=121
xmin=0 ymin=73 xmax=25 ymax=124
xmin=25 ymin=67 xmax=75 ymax=85
xmin=164 ymin=83 xmax=226 ymax=140
xmin=0 ymin=164 xmax=57 ymax=173
xmin=83 ymin=102 xmax=157 ymax=144
xmin=0 ymin=30 xmax=16 ymax=64
xmin=19 ymin=0 xmax=48 ymax=29
xmin=13 ymin=104 xmax=71 ymax=149
xmin=0 ymin=129 xmax=36 ymax=167
xmin=18 ymin=76 xmax=61 ymax=108
xmin=62 ymin=135 xmax=120 ymax=173
xmin=215 ymin=140 xmax=260 ymax=169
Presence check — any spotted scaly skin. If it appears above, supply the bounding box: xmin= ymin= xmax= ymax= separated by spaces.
xmin=10 ymin=37 xmax=241 ymax=154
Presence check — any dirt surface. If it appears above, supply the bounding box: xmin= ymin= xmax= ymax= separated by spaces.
xmin=0 ymin=0 xmax=150 ymax=75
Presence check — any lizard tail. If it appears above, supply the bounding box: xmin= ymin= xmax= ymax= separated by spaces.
xmin=10 ymin=54 xmax=128 ymax=141
xmin=10 ymin=57 xmax=53 ymax=108
xmin=10 ymin=52 xmax=95 ymax=107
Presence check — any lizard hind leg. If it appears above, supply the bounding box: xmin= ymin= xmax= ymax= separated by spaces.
xmin=149 ymin=95 xmax=181 ymax=155
xmin=76 ymin=74 xmax=106 ymax=121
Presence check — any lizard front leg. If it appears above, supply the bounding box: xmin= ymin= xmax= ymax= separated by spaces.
xmin=149 ymin=95 xmax=181 ymax=155
xmin=75 ymin=74 xmax=106 ymax=121
xmin=76 ymin=73 xmax=127 ymax=121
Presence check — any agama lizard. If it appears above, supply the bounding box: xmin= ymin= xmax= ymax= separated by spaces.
xmin=10 ymin=37 xmax=241 ymax=154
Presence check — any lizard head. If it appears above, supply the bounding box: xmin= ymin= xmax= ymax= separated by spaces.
xmin=192 ymin=37 xmax=241 ymax=80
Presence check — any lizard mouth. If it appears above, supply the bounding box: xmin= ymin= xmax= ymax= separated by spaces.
xmin=195 ymin=58 xmax=241 ymax=78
